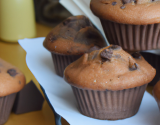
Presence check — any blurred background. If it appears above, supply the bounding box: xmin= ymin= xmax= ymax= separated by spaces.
xmin=34 ymin=0 xmax=72 ymax=27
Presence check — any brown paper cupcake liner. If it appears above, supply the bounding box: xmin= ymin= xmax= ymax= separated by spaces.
xmin=140 ymin=52 xmax=160 ymax=86
xmin=51 ymin=53 xmax=81 ymax=77
xmin=0 ymin=93 xmax=16 ymax=125
xmin=100 ymin=19 xmax=160 ymax=51
xmin=72 ymin=84 xmax=147 ymax=120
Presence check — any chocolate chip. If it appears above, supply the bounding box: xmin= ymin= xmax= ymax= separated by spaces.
xmin=131 ymin=52 xmax=141 ymax=59
xmin=129 ymin=63 xmax=138 ymax=71
xmin=63 ymin=17 xmax=78 ymax=26
xmin=108 ymin=45 xmax=121 ymax=50
xmin=100 ymin=49 xmax=113 ymax=62
xmin=63 ymin=19 xmax=70 ymax=26
xmin=7 ymin=69 xmax=18 ymax=77
xmin=50 ymin=35 xmax=57 ymax=42
xmin=19 ymin=81 xmax=21 ymax=84
xmin=122 ymin=0 xmax=135 ymax=4
xmin=120 ymin=5 xmax=126 ymax=9
xmin=112 ymin=2 xmax=117 ymax=5
xmin=63 ymin=19 xmax=74 ymax=26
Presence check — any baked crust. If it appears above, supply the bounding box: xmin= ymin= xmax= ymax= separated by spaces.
xmin=90 ymin=0 xmax=160 ymax=25
xmin=0 ymin=58 xmax=26 ymax=96
xmin=43 ymin=15 xmax=106 ymax=55
xmin=64 ymin=45 xmax=156 ymax=90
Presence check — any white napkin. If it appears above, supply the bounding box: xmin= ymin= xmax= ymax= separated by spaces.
xmin=19 ymin=37 xmax=160 ymax=125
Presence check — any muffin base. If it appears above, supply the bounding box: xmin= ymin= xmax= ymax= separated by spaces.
xmin=0 ymin=93 xmax=16 ymax=125
xmin=100 ymin=19 xmax=160 ymax=51
xmin=51 ymin=53 xmax=81 ymax=77
xmin=72 ymin=84 xmax=147 ymax=120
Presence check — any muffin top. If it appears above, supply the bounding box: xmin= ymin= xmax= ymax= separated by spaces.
xmin=64 ymin=45 xmax=156 ymax=91
xmin=153 ymin=80 xmax=160 ymax=108
xmin=43 ymin=15 xmax=106 ymax=55
xmin=0 ymin=58 xmax=26 ymax=97
xmin=90 ymin=0 xmax=160 ymax=25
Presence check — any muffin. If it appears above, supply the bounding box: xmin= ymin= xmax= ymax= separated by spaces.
xmin=43 ymin=15 xmax=107 ymax=77
xmin=153 ymin=80 xmax=160 ymax=110
xmin=0 ymin=58 xmax=25 ymax=125
xmin=64 ymin=45 xmax=156 ymax=120
xmin=90 ymin=0 xmax=160 ymax=52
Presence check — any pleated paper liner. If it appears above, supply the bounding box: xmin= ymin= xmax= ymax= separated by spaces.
xmin=0 ymin=93 xmax=16 ymax=125
xmin=140 ymin=52 xmax=160 ymax=86
xmin=51 ymin=53 xmax=81 ymax=77
xmin=100 ymin=19 xmax=160 ymax=52
xmin=72 ymin=84 xmax=147 ymax=120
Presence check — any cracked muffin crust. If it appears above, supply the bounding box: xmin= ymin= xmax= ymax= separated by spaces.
xmin=64 ymin=45 xmax=156 ymax=90
xmin=43 ymin=15 xmax=107 ymax=55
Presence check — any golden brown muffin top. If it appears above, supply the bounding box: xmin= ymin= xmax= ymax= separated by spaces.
xmin=90 ymin=0 xmax=160 ymax=25
xmin=64 ymin=45 xmax=156 ymax=90
xmin=0 ymin=58 xmax=26 ymax=97
xmin=43 ymin=15 xmax=107 ymax=55
xmin=153 ymin=80 xmax=160 ymax=108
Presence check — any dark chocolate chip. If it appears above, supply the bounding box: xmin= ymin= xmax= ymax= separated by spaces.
xmin=63 ymin=18 xmax=75 ymax=26
xmin=19 ymin=81 xmax=21 ymax=84
xmin=50 ymin=35 xmax=57 ymax=42
xmin=120 ymin=5 xmax=126 ymax=9
xmin=131 ymin=52 xmax=141 ymax=59
xmin=63 ymin=17 xmax=78 ymax=26
xmin=7 ymin=69 xmax=18 ymax=77
xmin=63 ymin=19 xmax=70 ymax=26
xmin=133 ymin=0 xmax=136 ymax=3
xmin=101 ymin=49 xmax=113 ymax=62
xmin=122 ymin=0 xmax=134 ymax=4
xmin=129 ymin=63 xmax=138 ymax=71
xmin=112 ymin=2 xmax=117 ymax=5
xmin=108 ymin=45 xmax=121 ymax=50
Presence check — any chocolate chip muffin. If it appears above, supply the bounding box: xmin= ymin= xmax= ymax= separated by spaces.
xmin=90 ymin=0 xmax=160 ymax=51
xmin=153 ymin=80 xmax=160 ymax=110
xmin=43 ymin=15 xmax=107 ymax=77
xmin=64 ymin=45 xmax=156 ymax=120
xmin=0 ymin=58 xmax=25 ymax=125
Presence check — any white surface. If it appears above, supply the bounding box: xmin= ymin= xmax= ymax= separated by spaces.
xmin=19 ymin=38 xmax=160 ymax=125
xmin=59 ymin=0 xmax=109 ymax=45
